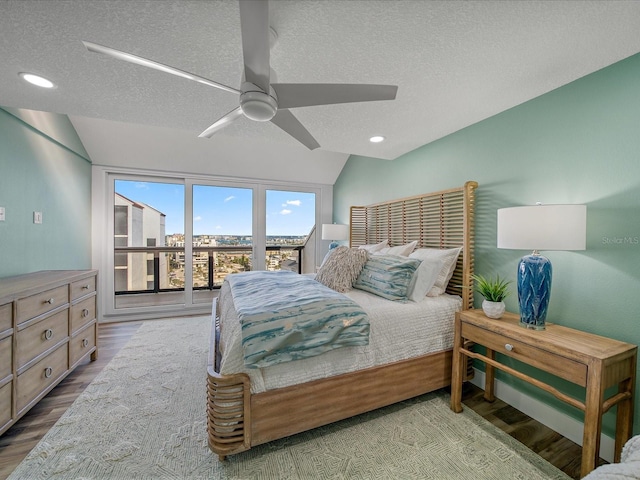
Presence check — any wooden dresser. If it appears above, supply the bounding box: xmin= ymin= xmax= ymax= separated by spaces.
xmin=0 ymin=270 xmax=98 ymax=436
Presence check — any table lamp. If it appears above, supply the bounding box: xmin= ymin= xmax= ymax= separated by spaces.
xmin=497 ymin=204 xmax=586 ymax=330
xmin=322 ymin=223 xmax=349 ymax=250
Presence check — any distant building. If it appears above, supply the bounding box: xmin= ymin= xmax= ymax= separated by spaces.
xmin=114 ymin=193 xmax=167 ymax=292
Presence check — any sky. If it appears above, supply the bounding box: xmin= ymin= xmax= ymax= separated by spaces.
xmin=115 ymin=180 xmax=315 ymax=236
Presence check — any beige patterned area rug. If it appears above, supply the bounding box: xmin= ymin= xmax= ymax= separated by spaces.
xmin=9 ymin=316 xmax=570 ymax=480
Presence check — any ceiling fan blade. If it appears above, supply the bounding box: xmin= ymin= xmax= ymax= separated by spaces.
xmin=198 ymin=107 xmax=244 ymax=138
xmin=239 ymin=0 xmax=271 ymax=92
xmin=83 ymin=41 xmax=241 ymax=95
xmin=272 ymin=83 xmax=398 ymax=109
xmin=270 ymin=109 xmax=320 ymax=150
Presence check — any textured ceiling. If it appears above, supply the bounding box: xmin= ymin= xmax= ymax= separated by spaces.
xmin=1 ymin=0 xmax=640 ymax=183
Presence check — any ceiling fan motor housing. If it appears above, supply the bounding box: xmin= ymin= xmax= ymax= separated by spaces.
xmin=240 ymin=82 xmax=278 ymax=121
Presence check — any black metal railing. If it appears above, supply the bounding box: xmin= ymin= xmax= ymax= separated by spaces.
xmin=114 ymin=245 xmax=304 ymax=295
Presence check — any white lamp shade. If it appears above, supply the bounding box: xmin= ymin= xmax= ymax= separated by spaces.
xmin=497 ymin=204 xmax=586 ymax=251
xmin=321 ymin=223 xmax=349 ymax=241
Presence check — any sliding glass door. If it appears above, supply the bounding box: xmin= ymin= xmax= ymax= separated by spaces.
xmin=191 ymin=184 xmax=253 ymax=303
xmin=102 ymin=170 xmax=326 ymax=319
xmin=113 ymin=179 xmax=185 ymax=308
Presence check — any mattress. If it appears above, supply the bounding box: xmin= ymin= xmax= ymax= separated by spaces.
xmin=218 ymin=280 xmax=462 ymax=394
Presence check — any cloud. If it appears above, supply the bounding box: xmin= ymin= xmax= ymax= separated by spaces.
xmin=134 ymin=182 xmax=149 ymax=189
xmin=224 ymin=196 xmax=235 ymax=203
xmin=216 ymin=225 xmax=222 ymax=229
xmin=193 ymin=215 xmax=202 ymax=222
xmin=283 ymin=200 xmax=301 ymax=207
xmin=280 ymin=209 xmax=292 ymax=215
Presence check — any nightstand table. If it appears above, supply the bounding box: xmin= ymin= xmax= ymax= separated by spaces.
xmin=450 ymin=309 xmax=637 ymax=478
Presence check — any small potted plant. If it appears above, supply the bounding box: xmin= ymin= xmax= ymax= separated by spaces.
xmin=472 ymin=274 xmax=511 ymax=319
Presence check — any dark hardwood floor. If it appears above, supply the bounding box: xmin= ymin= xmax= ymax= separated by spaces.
xmin=0 ymin=321 xmax=600 ymax=480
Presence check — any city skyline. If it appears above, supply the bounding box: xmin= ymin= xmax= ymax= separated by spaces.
xmin=115 ymin=180 xmax=316 ymax=237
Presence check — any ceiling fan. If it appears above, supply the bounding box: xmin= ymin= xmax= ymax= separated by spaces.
xmin=83 ymin=0 xmax=397 ymax=150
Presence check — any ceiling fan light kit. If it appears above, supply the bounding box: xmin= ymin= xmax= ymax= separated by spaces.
xmin=83 ymin=0 xmax=397 ymax=150
xmin=240 ymin=83 xmax=278 ymax=122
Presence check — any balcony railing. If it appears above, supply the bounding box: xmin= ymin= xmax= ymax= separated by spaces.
xmin=114 ymin=245 xmax=304 ymax=295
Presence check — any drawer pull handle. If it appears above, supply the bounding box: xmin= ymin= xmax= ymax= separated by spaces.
xmin=505 ymin=343 xmax=514 ymax=352
xmin=45 ymin=298 xmax=55 ymax=305
xmin=82 ymin=308 xmax=90 ymax=317
xmin=82 ymin=338 xmax=89 ymax=348
xmin=83 ymin=284 xmax=90 ymax=290
xmin=44 ymin=367 xmax=53 ymax=378
xmin=43 ymin=328 xmax=54 ymax=340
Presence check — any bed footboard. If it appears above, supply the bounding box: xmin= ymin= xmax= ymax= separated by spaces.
xmin=207 ymin=298 xmax=251 ymax=460
xmin=206 ymin=368 xmax=251 ymax=460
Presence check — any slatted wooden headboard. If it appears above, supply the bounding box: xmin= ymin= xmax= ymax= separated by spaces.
xmin=350 ymin=181 xmax=478 ymax=310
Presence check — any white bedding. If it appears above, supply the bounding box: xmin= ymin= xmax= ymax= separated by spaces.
xmin=583 ymin=435 xmax=640 ymax=479
xmin=218 ymin=280 xmax=462 ymax=394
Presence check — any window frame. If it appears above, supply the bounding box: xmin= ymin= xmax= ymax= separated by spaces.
xmin=93 ymin=165 xmax=333 ymax=321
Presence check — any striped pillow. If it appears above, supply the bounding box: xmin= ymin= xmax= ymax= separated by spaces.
xmin=353 ymin=254 xmax=422 ymax=301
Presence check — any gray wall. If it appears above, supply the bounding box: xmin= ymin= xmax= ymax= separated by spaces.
xmin=334 ymin=52 xmax=640 ymax=436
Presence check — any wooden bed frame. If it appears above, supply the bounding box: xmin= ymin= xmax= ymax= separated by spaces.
xmin=207 ymin=181 xmax=478 ymax=460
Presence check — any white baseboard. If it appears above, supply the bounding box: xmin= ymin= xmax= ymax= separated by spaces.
xmin=470 ymin=368 xmax=615 ymax=463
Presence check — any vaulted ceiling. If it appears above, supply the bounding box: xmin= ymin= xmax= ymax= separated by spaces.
xmin=2 ymin=1 xmax=640 ymax=184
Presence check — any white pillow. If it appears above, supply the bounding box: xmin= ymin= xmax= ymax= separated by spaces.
xmin=358 ymin=239 xmax=389 ymax=253
xmin=407 ymin=257 xmax=444 ymax=302
xmin=375 ymin=240 xmax=418 ymax=257
xmin=409 ymin=247 xmax=462 ymax=296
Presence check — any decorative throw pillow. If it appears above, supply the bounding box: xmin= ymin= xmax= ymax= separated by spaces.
xmin=353 ymin=254 xmax=422 ymax=301
xmin=409 ymin=247 xmax=462 ymax=296
xmin=375 ymin=240 xmax=418 ymax=257
xmin=358 ymin=239 xmax=389 ymax=253
xmin=407 ymin=256 xmax=444 ymax=302
xmin=315 ymin=246 xmax=368 ymax=293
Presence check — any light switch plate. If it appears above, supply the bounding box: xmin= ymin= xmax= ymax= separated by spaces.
xmin=33 ymin=211 xmax=43 ymax=224
xmin=0 ymin=207 xmax=5 ymax=221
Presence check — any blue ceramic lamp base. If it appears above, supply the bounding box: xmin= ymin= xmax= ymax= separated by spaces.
xmin=517 ymin=252 xmax=552 ymax=330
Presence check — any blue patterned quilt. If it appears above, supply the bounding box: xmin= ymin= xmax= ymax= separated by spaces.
xmin=225 ymin=270 xmax=369 ymax=368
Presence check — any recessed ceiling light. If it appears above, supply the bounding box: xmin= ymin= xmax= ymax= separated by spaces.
xmin=369 ymin=135 xmax=385 ymax=143
xmin=19 ymin=72 xmax=55 ymax=89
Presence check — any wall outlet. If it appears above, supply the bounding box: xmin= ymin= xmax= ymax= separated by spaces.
xmin=0 ymin=207 xmax=4 ymax=221
xmin=33 ymin=211 xmax=43 ymax=224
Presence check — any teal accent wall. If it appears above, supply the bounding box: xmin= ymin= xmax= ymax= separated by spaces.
xmin=0 ymin=107 xmax=92 ymax=278
xmin=334 ymin=52 xmax=640 ymax=436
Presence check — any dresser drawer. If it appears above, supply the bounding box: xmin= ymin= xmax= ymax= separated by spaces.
xmin=70 ymin=296 xmax=96 ymax=334
xmin=461 ymin=322 xmax=588 ymax=386
xmin=16 ymin=309 xmax=69 ymax=370
xmin=0 ymin=381 xmax=11 ymax=429
xmin=71 ymin=276 xmax=96 ymax=301
xmin=70 ymin=323 xmax=96 ymax=367
xmin=0 ymin=335 xmax=12 ymax=380
xmin=16 ymin=285 xmax=69 ymax=324
xmin=16 ymin=343 xmax=68 ymax=414
xmin=0 ymin=303 xmax=12 ymax=332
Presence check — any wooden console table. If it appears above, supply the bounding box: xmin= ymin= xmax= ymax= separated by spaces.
xmin=450 ymin=309 xmax=637 ymax=478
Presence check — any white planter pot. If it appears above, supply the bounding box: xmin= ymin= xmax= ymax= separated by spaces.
xmin=482 ymin=300 xmax=505 ymax=319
